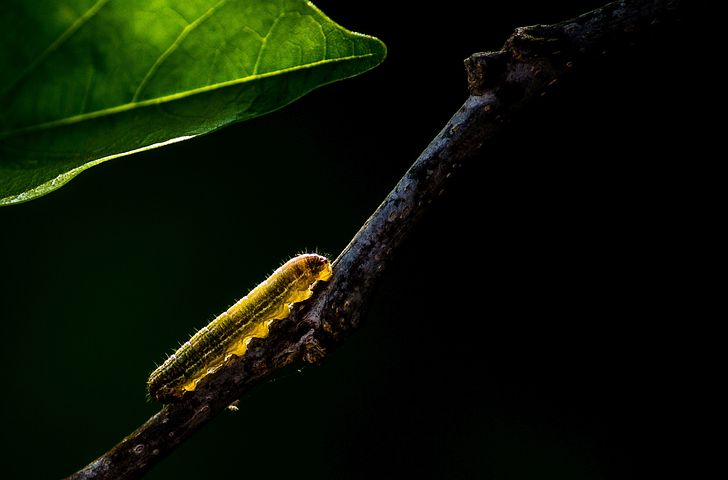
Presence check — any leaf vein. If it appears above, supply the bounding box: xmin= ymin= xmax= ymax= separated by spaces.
xmin=79 ymin=66 xmax=95 ymax=114
xmin=251 ymin=10 xmax=288 ymax=75
xmin=132 ymin=0 xmax=228 ymax=102
xmin=0 ymin=0 xmax=111 ymax=100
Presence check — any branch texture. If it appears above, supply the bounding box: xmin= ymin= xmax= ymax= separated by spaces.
xmin=67 ymin=1 xmax=686 ymax=478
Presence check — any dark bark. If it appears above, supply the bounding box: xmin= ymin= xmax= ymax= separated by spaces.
xmin=67 ymin=1 xmax=686 ymax=478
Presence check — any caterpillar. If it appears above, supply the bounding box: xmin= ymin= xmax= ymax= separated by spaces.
xmin=147 ymin=253 xmax=332 ymax=402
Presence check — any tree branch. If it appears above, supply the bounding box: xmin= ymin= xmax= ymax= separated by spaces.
xmin=67 ymin=1 xmax=686 ymax=478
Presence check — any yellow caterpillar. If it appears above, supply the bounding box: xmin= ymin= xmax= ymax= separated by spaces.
xmin=147 ymin=254 xmax=332 ymax=402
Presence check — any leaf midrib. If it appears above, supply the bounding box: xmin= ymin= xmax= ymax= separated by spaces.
xmin=0 ymin=52 xmax=378 ymax=140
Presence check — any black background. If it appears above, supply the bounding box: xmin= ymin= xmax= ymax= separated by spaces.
xmin=0 ymin=1 xmax=705 ymax=479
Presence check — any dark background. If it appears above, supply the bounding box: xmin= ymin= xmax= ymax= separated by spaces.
xmin=0 ymin=1 xmax=704 ymax=479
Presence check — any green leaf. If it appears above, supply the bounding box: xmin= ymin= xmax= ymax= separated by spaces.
xmin=0 ymin=0 xmax=385 ymax=206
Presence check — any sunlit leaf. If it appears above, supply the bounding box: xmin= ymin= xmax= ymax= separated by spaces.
xmin=0 ymin=0 xmax=385 ymax=205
